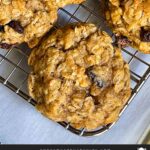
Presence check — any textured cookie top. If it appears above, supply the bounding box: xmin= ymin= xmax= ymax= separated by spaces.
xmin=0 ymin=0 xmax=84 ymax=49
xmin=28 ymin=23 xmax=131 ymax=130
xmin=106 ymin=0 xmax=150 ymax=53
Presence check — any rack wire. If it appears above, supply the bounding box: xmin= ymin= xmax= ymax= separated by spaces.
xmin=0 ymin=0 xmax=150 ymax=137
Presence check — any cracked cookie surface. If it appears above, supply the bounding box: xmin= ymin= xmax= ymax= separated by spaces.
xmin=28 ymin=23 xmax=131 ymax=130
xmin=106 ymin=0 xmax=150 ymax=53
xmin=0 ymin=0 xmax=84 ymax=49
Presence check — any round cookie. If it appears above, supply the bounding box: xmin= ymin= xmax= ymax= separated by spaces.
xmin=106 ymin=0 xmax=150 ymax=53
xmin=28 ymin=23 xmax=131 ymax=130
xmin=0 ymin=0 xmax=84 ymax=49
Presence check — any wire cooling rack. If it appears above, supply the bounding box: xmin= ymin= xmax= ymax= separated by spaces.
xmin=0 ymin=0 xmax=150 ymax=137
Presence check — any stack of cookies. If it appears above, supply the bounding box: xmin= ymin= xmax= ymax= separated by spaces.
xmin=1 ymin=0 xmax=149 ymax=130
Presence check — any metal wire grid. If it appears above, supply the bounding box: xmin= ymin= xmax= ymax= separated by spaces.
xmin=0 ymin=0 xmax=150 ymax=136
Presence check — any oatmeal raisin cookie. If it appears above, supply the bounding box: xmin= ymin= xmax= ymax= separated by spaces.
xmin=0 ymin=0 xmax=84 ymax=49
xmin=106 ymin=0 xmax=150 ymax=53
xmin=28 ymin=23 xmax=131 ymax=130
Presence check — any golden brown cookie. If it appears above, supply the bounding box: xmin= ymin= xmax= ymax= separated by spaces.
xmin=0 ymin=0 xmax=84 ymax=49
xmin=106 ymin=0 xmax=150 ymax=53
xmin=28 ymin=23 xmax=131 ymax=130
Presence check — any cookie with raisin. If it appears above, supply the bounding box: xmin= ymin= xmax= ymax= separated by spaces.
xmin=0 ymin=0 xmax=84 ymax=49
xmin=106 ymin=0 xmax=150 ymax=53
xmin=28 ymin=23 xmax=131 ymax=130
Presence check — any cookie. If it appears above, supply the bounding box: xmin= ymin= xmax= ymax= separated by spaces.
xmin=28 ymin=23 xmax=131 ymax=130
xmin=106 ymin=0 xmax=150 ymax=53
xmin=0 ymin=0 xmax=84 ymax=49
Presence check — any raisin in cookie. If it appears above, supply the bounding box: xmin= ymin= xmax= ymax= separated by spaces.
xmin=0 ymin=0 xmax=84 ymax=49
xmin=28 ymin=23 xmax=131 ymax=130
xmin=106 ymin=0 xmax=150 ymax=53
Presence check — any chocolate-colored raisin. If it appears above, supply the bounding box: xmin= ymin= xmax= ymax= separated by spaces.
xmin=140 ymin=28 xmax=150 ymax=42
xmin=0 ymin=25 xmax=4 ymax=32
xmin=0 ymin=43 xmax=12 ymax=49
xmin=116 ymin=35 xmax=131 ymax=48
xmin=8 ymin=20 xmax=24 ymax=34
xmin=94 ymin=100 xmax=100 ymax=105
xmin=86 ymin=67 xmax=104 ymax=88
